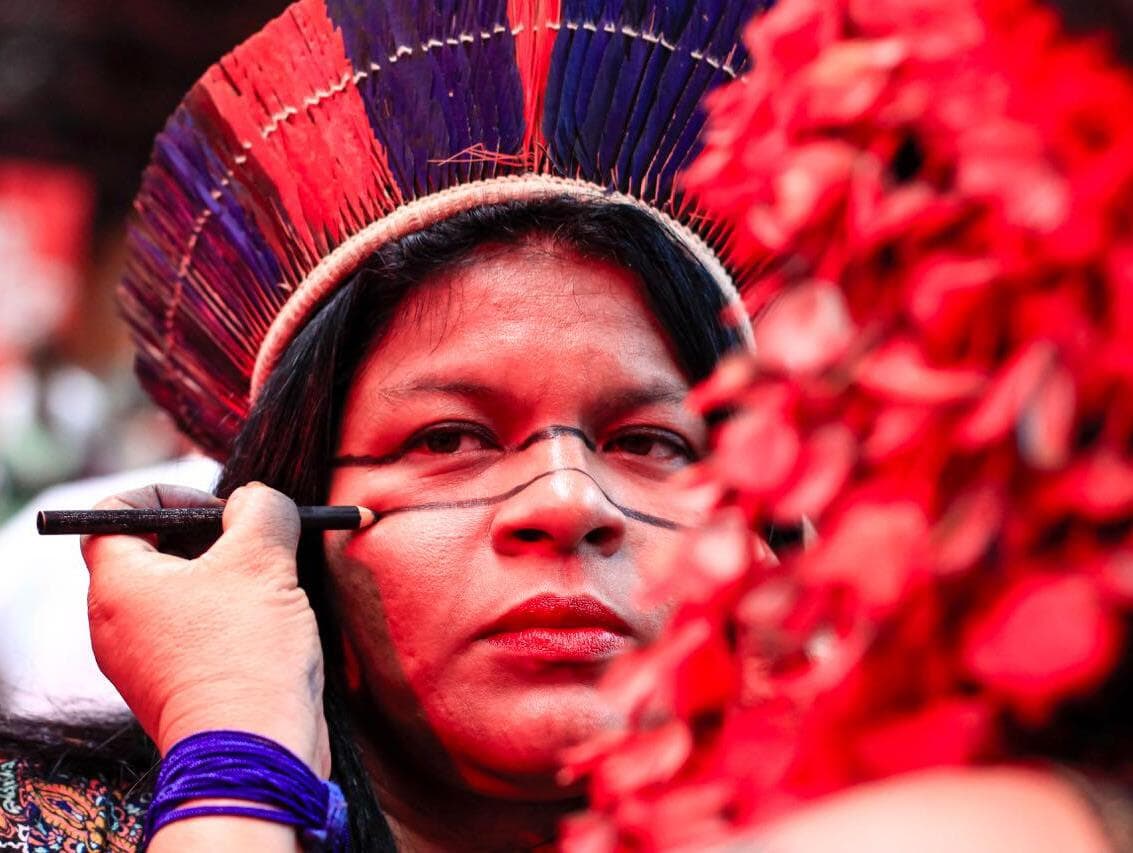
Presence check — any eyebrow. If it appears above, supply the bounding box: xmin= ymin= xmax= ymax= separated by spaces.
xmin=336 ymin=379 xmax=697 ymax=467
xmin=369 ymin=376 xmax=691 ymax=417
xmin=592 ymin=381 xmax=690 ymax=419
xmin=371 ymin=379 xmax=508 ymax=404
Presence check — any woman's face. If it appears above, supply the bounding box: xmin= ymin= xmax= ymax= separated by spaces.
xmin=324 ymin=241 xmax=713 ymax=799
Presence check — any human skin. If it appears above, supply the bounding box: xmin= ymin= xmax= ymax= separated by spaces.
xmin=322 ymin=242 xmax=715 ymax=844
xmin=80 ymin=243 xmax=1115 ymax=851
xmin=81 ymin=483 xmax=324 ymax=853
xmin=83 ymin=241 xmax=715 ymax=850
xmin=746 ymin=767 xmax=1111 ymax=853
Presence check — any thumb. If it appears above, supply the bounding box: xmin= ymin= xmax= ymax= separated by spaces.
xmin=208 ymin=482 xmax=301 ymax=571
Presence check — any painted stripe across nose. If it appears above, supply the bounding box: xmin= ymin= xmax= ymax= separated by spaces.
xmin=376 ymin=467 xmax=683 ymax=530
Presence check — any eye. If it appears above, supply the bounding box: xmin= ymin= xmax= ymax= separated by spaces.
xmin=404 ymin=422 xmax=497 ymax=456
xmin=604 ymin=428 xmax=696 ymax=466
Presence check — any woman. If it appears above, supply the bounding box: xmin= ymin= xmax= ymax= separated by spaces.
xmin=5 ymin=1 xmax=759 ymax=847
xmin=5 ymin=0 xmax=1126 ymax=850
xmin=83 ymin=197 xmax=742 ymax=851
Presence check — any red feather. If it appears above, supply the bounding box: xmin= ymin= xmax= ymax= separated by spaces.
xmin=199 ymin=0 xmax=401 ymax=267
xmin=508 ymin=0 xmax=562 ymax=170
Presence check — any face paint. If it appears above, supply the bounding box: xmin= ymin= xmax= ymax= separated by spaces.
xmin=323 ymin=244 xmax=717 ymax=800
xmin=333 ymin=423 xmax=694 ymax=531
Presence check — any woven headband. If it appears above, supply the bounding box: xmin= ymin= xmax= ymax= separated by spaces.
xmin=121 ymin=0 xmax=767 ymax=458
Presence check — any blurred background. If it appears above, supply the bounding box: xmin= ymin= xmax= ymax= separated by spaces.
xmin=1 ymin=0 xmax=1133 ymax=720
xmin=0 ymin=0 xmax=299 ymax=716
xmin=2 ymin=0 xmax=1133 ymax=522
xmin=0 ymin=0 xmax=288 ymax=522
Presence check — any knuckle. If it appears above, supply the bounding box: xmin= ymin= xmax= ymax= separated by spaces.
xmin=90 ymin=495 xmax=135 ymax=512
xmin=80 ymin=534 xmax=114 ymax=570
xmin=228 ymin=485 xmax=298 ymax=528
xmin=91 ymin=483 xmax=166 ymax=512
xmin=229 ymin=482 xmax=284 ymax=512
xmin=79 ymin=534 xmax=97 ymax=564
xmin=86 ymin=583 xmax=119 ymax=629
xmin=259 ymin=515 xmax=294 ymax=546
xmin=257 ymin=485 xmax=295 ymax=514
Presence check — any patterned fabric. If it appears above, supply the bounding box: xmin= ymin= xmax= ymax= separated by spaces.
xmin=0 ymin=755 xmax=147 ymax=852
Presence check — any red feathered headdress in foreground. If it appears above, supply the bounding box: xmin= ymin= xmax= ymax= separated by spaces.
xmin=562 ymin=0 xmax=1133 ymax=847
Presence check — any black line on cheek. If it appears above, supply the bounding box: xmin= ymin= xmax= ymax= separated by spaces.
xmin=516 ymin=425 xmax=597 ymax=452
xmin=614 ymin=505 xmax=683 ymax=531
xmin=379 ymin=470 xmax=560 ymax=514
xmin=375 ymin=467 xmax=684 ymax=530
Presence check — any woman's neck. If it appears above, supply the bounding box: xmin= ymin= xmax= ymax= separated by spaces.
xmin=349 ymin=713 xmax=584 ymax=852
xmin=375 ymin=769 xmax=580 ymax=853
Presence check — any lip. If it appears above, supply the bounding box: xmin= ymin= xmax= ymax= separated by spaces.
xmin=478 ymin=594 xmax=634 ymax=663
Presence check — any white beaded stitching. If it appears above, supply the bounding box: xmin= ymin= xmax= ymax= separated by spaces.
xmin=163 ymin=16 xmax=743 ymax=369
xmin=262 ymin=69 xmax=353 ymax=139
xmin=249 ymin=175 xmax=752 ymax=397
xmin=163 ymin=168 xmax=236 ymax=354
xmin=256 ymin=19 xmax=739 ymax=144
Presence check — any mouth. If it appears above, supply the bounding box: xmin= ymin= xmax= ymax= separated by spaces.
xmin=477 ymin=593 xmax=634 ymax=663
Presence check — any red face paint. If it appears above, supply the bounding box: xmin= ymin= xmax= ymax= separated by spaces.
xmin=324 ymin=242 xmax=715 ymax=799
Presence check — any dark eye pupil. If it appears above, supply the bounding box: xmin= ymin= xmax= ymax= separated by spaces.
xmin=425 ymin=431 xmax=463 ymax=453
xmin=620 ymin=435 xmax=655 ymax=455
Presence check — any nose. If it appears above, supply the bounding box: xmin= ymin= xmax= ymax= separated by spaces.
xmin=490 ymin=468 xmax=627 ymax=558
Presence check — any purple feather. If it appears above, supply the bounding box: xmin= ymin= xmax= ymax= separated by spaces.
xmin=325 ymin=0 xmax=525 ymax=197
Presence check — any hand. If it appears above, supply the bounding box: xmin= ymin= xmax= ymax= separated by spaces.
xmin=81 ymin=482 xmax=330 ymax=777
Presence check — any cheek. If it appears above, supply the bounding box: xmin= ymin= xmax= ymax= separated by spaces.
xmin=621 ymin=528 xmax=682 ymax=632
xmin=615 ymin=486 xmax=719 ymax=622
xmin=326 ymin=513 xmax=486 ymax=687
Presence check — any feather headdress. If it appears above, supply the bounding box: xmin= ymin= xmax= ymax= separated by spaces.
xmin=122 ymin=0 xmax=769 ymax=457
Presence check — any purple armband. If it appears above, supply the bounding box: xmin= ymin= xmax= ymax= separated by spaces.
xmin=143 ymin=730 xmax=349 ymax=852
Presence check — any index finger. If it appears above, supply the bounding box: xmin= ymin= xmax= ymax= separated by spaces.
xmin=79 ymin=484 xmax=224 ymax=572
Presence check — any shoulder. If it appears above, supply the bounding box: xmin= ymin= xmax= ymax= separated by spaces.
xmin=0 ymin=751 xmax=149 ymax=852
xmin=752 ymin=767 xmax=1114 ymax=853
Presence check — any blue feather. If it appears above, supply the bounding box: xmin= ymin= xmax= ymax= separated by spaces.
xmin=544 ymin=0 xmax=766 ymax=200
xmin=325 ymin=0 xmax=525 ymax=198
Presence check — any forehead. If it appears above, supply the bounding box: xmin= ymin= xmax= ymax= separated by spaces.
xmin=350 ymin=241 xmax=687 ymax=399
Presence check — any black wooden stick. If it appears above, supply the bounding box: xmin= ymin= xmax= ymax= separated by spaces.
xmin=37 ymin=506 xmax=378 ymax=536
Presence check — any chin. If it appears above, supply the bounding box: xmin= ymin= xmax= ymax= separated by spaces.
xmin=442 ymin=685 xmax=623 ymax=800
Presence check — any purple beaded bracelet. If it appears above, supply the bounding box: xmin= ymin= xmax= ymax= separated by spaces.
xmin=143 ymin=730 xmax=349 ymax=851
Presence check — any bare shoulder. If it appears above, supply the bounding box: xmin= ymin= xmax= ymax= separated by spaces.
xmin=745 ymin=768 xmax=1116 ymax=853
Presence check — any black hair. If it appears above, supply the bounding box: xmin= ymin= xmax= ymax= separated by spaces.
xmin=212 ymin=197 xmax=741 ymax=849
xmin=0 ymin=197 xmax=739 ymax=850
xmin=1043 ymin=0 xmax=1133 ymax=65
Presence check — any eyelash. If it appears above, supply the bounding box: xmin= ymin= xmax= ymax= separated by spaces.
xmin=401 ymin=421 xmax=697 ymax=462
xmin=402 ymin=421 xmax=499 ymax=455
xmin=602 ymin=427 xmax=697 ymax=463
